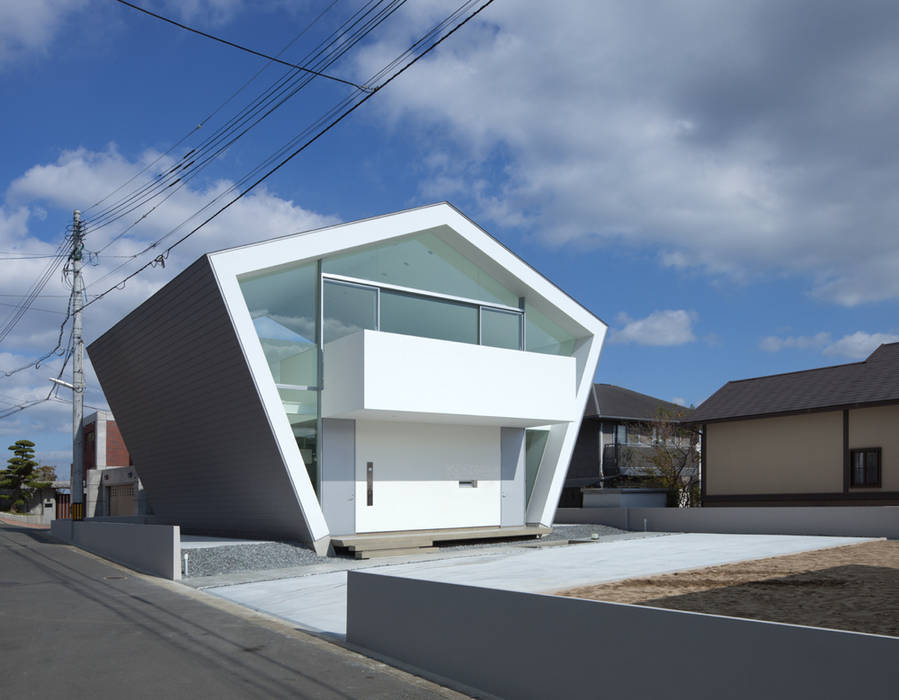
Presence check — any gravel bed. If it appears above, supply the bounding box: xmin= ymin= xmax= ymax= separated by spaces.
xmin=182 ymin=542 xmax=327 ymax=578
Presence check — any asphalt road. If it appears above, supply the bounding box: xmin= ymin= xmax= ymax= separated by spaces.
xmin=0 ymin=523 xmax=467 ymax=699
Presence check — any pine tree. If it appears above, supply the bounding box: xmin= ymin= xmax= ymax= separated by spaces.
xmin=0 ymin=440 xmax=52 ymax=513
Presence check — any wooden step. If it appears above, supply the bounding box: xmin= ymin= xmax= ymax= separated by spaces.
xmin=332 ymin=524 xmax=552 ymax=559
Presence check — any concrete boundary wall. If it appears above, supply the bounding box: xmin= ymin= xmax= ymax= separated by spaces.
xmin=1 ymin=511 xmax=53 ymax=526
xmin=555 ymin=505 xmax=899 ymax=538
xmin=51 ymin=520 xmax=181 ymax=580
xmin=347 ymin=571 xmax=899 ymax=700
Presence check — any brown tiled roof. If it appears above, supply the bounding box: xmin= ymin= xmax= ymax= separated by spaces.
xmin=586 ymin=383 xmax=686 ymax=420
xmin=689 ymin=343 xmax=899 ymax=423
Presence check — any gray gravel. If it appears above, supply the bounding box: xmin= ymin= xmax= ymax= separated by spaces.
xmin=182 ymin=541 xmax=327 ymax=578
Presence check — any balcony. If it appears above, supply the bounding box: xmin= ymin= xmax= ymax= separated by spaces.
xmin=321 ymin=329 xmax=578 ymax=427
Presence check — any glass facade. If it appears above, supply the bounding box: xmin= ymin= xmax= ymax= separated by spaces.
xmin=481 ymin=307 xmax=522 ymax=350
xmin=525 ymin=428 xmax=550 ymax=508
xmin=323 ymin=279 xmax=378 ymax=344
xmin=323 ymin=230 xmax=519 ymax=307
xmin=380 ymin=290 xmax=479 ymax=344
xmin=525 ymin=303 xmax=578 ymax=356
xmin=239 ymin=262 xmax=318 ymax=387
xmin=239 ymin=262 xmax=320 ymax=492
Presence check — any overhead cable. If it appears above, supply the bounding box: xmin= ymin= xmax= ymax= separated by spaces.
xmin=82 ymin=0 xmax=496 ymax=310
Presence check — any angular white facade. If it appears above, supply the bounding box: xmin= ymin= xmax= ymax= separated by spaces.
xmin=90 ymin=203 xmax=607 ymax=554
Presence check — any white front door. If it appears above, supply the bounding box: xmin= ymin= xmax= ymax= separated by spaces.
xmin=354 ymin=420 xmax=501 ymax=533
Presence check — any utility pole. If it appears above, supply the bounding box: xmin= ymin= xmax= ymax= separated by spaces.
xmin=71 ymin=210 xmax=85 ymax=520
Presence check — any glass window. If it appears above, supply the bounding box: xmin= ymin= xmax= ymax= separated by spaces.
xmin=525 ymin=429 xmax=550 ymax=508
xmin=850 ymin=448 xmax=881 ymax=487
xmin=279 ymin=387 xmax=318 ymax=494
xmin=380 ymin=289 xmax=478 ymax=344
xmin=239 ymin=262 xmax=317 ymax=387
xmin=525 ymin=303 xmax=578 ymax=356
xmin=481 ymin=307 xmax=522 ymax=350
xmin=323 ymin=279 xmax=378 ymax=344
xmin=323 ymin=230 xmax=518 ymax=307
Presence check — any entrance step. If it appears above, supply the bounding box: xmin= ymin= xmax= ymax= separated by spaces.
xmin=332 ymin=524 xmax=551 ymax=559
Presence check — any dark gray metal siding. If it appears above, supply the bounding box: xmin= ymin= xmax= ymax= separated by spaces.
xmin=88 ymin=256 xmax=312 ymax=543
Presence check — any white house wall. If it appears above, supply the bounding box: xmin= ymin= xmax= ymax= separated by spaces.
xmin=354 ymin=420 xmax=501 ymax=533
xmin=88 ymin=257 xmax=318 ymax=546
xmin=206 ymin=203 xmax=606 ymax=534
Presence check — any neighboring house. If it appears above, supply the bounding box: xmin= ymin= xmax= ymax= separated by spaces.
xmin=89 ymin=203 xmax=607 ymax=554
xmin=81 ymin=410 xmax=147 ymax=518
xmin=691 ymin=343 xmax=899 ymax=506
xmin=560 ymin=384 xmax=692 ymax=506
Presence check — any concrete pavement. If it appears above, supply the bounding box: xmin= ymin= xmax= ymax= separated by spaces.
xmin=0 ymin=522 xmax=466 ymax=699
xmin=208 ymin=532 xmax=875 ymax=637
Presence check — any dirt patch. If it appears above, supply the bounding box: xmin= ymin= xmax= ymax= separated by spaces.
xmin=556 ymin=540 xmax=899 ymax=637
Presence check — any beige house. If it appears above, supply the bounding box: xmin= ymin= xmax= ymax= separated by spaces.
xmin=691 ymin=343 xmax=899 ymax=506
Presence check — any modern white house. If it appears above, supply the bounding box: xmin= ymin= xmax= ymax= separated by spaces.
xmin=89 ymin=203 xmax=607 ymax=555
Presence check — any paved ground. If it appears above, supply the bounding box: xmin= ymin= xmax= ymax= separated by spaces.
xmin=184 ymin=524 xmax=662 ymax=586
xmin=0 ymin=522 xmax=466 ymax=699
xmin=208 ymin=532 xmax=872 ymax=637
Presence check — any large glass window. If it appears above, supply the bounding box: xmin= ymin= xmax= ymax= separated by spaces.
xmin=525 ymin=428 xmax=550 ymax=508
xmin=239 ymin=262 xmax=320 ymax=495
xmin=239 ymin=262 xmax=317 ymax=387
xmin=380 ymin=289 xmax=479 ymax=344
xmin=525 ymin=303 xmax=578 ymax=356
xmin=323 ymin=279 xmax=378 ymax=344
xmin=481 ymin=307 xmax=522 ymax=350
xmin=279 ymin=387 xmax=318 ymax=494
xmin=323 ymin=230 xmax=519 ymax=307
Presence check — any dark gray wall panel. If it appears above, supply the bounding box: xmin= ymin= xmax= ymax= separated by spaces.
xmin=320 ymin=418 xmax=355 ymax=535
xmin=88 ymin=256 xmax=312 ymax=543
xmin=500 ymin=427 xmax=525 ymax=526
xmin=348 ymin=572 xmax=899 ymax=700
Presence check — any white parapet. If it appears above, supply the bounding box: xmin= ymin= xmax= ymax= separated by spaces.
xmin=322 ymin=329 xmax=578 ymax=427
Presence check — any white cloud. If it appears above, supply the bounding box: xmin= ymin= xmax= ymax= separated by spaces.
xmin=759 ymin=329 xmax=899 ymax=360
xmin=609 ymin=310 xmax=696 ymax=346
xmin=671 ymin=397 xmax=687 ymax=407
xmin=759 ymin=332 xmax=831 ymax=352
xmin=355 ymin=1 xmax=899 ymax=306
xmin=1 ymin=146 xmax=335 ymax=449
xmin=822 ymin=332 xmax=899 ymax=360
xmin=0 ymin=0 xmax=89 ymax=66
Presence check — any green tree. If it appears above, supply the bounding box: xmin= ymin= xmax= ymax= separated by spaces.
xmin=0 ymin=440 xmax=53 ymax=513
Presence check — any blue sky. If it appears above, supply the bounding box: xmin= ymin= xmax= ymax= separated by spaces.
xmin=2 ymin=0 xmax=899 ymax=474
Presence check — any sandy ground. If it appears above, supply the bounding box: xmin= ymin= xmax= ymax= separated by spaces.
xmin=557 ymin=539 xmax=899 ymax=637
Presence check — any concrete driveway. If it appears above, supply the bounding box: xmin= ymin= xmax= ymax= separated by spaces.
xmin=206 ymin=532 xmax=873 ymax=637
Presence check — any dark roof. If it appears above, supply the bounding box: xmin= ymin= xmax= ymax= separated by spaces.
xmin=689 ymin=343 xmax=899 ymax=423
xmin=585 ymin=384 xmax=686 ymax=420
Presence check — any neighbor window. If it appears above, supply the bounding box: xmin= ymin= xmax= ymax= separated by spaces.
xmin=850 ymin=448 xmax=881 ymax=487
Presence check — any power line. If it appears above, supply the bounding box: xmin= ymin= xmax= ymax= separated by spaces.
xmin=85 ymin=1 xmax=398 ymax=236
xmin=83 ymin=0 xmax=343 ymax=219
xmin=113 ymin=0 xmax=370 ymax=91
xmin=0 ymin=253 xmax=69 ymax=260
xmin=82 ymin=0 xmax=496 ymax=309
xmin=0 ymin=229 xmax=72 ymax=345
xmin=0 ymin=301 xmax=68 ymax=315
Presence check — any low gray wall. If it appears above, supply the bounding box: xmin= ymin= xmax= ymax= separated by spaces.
xmin=0 ymin=511 xmax=53 ymax=526
xmin=347 ymin=571 xmax=899 ymax=700
xmin=555 ymin=505 xmax=899 ymax=538
xmin=51 ymin=520 xmax=181 ymax=580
